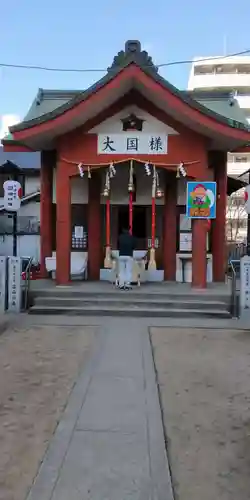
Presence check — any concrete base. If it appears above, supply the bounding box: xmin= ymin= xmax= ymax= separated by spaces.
xmin=100 ymin=268 xmax=115 ymax=282
xmin=146 ymin=269 xmax=164 ymax=282
xmin=100 ymin=268 xmax=164 ymax=282
xmin=176 ymin=253 xmax=213 ymax=283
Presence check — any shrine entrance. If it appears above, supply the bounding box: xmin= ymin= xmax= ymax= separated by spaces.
xmin=117 ymin=205 xmax=147 ymax=248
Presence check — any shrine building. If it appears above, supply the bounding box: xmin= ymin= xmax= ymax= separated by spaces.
xmin=3 ymin=40 xmax=250 ymax=288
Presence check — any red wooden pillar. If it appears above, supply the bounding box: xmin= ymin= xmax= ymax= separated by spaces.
xmin=192 ymin=219 xmax=207 ymax=288
xmin=88 ymin=172 xmax=101 ymax=280
xmin=40 ymin=151 xmax=54 ymax=277
xmin=211 ymin=152 xmax=227 ymax=282
xmin=56 ymin=162 xmax=71 ymax=285
xmin=163 ymin=172 xmax=177 ymax=280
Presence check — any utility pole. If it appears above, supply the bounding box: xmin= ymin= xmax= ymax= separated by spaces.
xmin=240 ymin=168 xmax=250 ymax=255
xmin=13 ymin=212 xmax=17 ymax=256
xmin=247 ymin=171 xmax=250 ymax=256
xmin=12 ymin=174 xmax=18 ymax=257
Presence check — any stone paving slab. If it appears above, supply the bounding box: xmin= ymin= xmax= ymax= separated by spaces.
xmin=26 ymin=318 xmax=173 ymax=500
xmin=19 ymin=313 xmax=241 ymax=330
xmin=95 ymin=327 xmax=144 ymax=378
xmin=50 ymin=431 xmax=149 ymax=500
xmin=77 ymin=375 xmax=146 ymax=434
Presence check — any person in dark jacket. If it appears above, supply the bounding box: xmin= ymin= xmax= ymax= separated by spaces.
xmin=118 ymin=227 xmax=136 ymax=289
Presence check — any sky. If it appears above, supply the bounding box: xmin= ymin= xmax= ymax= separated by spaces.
xmin=1 ymin=0 xmax=250 ymax=130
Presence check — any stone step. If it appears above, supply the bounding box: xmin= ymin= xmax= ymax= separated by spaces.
xmin=32 ymin=288 xmax=230 ymax=304
xmin=33 ymin=296 xmax=229 ymax=311
xmin=29 ymin=304 xmax=231 ymax=319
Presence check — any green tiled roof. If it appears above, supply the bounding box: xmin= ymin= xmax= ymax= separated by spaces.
xmin=22 ymin=88 xmax=248 ymax=127
xmin=196 ymin=98 xmax=247 ymax=124
xmin=24 ymin=89 xmax=82 ymax=121
xmin=184 ymin=90 xmax=248 ymax=125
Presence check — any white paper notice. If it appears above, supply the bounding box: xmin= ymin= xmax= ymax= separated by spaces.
xmin=74 ymin=226 xmax=84 ymax=239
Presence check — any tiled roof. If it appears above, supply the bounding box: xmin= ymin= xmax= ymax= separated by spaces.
xmin=0 ymin=148 xmax=40 ymax=170
xmin=9 ymin=40 xmax=250 ymax=134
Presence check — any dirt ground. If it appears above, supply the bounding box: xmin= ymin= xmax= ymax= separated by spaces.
xmin=150 ymin=327 xmax=250 ymax=500
xmin=0 ymin=323 xmax=96 ymax=500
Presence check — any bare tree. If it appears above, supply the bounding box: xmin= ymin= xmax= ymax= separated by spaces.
xmin=226 ymin=188 xmax=247 ymax=242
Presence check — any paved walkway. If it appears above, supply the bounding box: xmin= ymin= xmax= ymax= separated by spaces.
xmin=26 ymin=318 xmax=173 ymax=500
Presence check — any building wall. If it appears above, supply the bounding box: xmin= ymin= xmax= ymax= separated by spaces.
xmin=25 ymin=175 xmax=40 ymax=194
xmin=89 ymin=106 xmax=179 ymax=135
xmin=0 ymin=173 xmax=41 ymax=260
xmin=57 ymin=105 xmax=209 ymax=181
xmin=53 ymin=105 xmax=207 ymax=204
xmin=188 ymin=55 xmax=250 ymax=91
xmin=53 ymin=165 xmax=187 ymax=206
xmin=188 ymin=58 xmax=250 ymax=242
xmin=0 ymin=235 xmax=40 ymax=261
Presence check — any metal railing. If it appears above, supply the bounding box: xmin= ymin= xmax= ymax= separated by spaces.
xmin=227 ymin=242 xmax=246 ymax=262
xmin=23 ymin=257 xmax=33 ymax=310
xmin=228 ymin=259 xmax=241 ymax=318
xmin=0 ymin=215 xmax=40 ymax=235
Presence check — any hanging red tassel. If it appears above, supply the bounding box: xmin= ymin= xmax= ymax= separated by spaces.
xmin=129 ymin=192 xmax=133 ymax=234
xmin=151 ymin=196 xmax=156 ymax=248
xmin=106 ymin=198 xmax=111 ymax=246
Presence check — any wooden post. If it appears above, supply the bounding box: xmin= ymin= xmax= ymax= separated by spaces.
xmin=104 ymin=198 xmax=112 ymax=268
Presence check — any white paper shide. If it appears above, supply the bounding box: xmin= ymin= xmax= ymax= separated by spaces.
xmin=98 ymin=133 xmax=167 ymax=155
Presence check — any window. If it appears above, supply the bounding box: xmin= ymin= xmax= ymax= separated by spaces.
xmin=235 ymin=156 xmax=248 ymax=163
xmin=215 ymin=64 xmax=237 ymax=74
xmin=237 ymin=65 xmax=250 ymax=74
xmin=0 ymin=214 xmax=40 ymax=235
xmin=194 ymin=65 xmax=214 ymax=75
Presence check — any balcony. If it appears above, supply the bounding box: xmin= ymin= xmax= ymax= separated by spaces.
xmin=189 ymin=73 xmax=250 ymax=90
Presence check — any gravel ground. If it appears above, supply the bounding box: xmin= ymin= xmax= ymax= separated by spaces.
xmin=150 ymin=327 xmax=250 ymax=500
xmin=0 ymin=323 xmax=96 ymax=500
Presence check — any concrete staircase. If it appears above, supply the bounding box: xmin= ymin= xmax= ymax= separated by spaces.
xmin=29 ymin=287 xmax=231 ymax=319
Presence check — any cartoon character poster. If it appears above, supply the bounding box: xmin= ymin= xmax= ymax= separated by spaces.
xmin=186 ymin=182 xmax=217 ymax=219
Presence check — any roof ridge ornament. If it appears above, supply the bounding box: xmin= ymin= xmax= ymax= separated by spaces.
xmin=107 ymin=40 xmax=158 ymax=75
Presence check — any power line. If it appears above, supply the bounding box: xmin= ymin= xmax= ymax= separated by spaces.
xmin=0 ymin=48 xmax=249 ymax=73
xmin=158 ymin=49 xmax=250 ymax=68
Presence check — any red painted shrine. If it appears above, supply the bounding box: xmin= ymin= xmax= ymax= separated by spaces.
xmin=3 ymin=40 xmax=250 ymax=287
